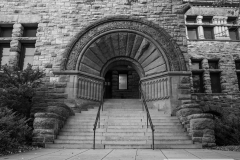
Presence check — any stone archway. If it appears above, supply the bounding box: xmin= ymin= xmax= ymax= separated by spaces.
xmin=55 ymin=16 xmax=191 ymax=115
xmin=61 ymin=16 xmax=187 ymax=72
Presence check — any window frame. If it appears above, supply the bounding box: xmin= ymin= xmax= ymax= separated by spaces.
xmin=192 ymin=72 xmax=204 ymax=93
xmin=210 ymin=72 xmax=222 ymax=93
xmin=187 ymin=26 xmax=198 ymax=40
xmin=0 ymin=43 xmax=10 ymax=69
xmin=203 ymin=27 xmax=214 ymax=40
xmin=19 ymin=43 xmax=35 ymax=70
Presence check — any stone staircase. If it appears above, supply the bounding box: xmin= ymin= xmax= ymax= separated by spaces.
xmin=46 ymin=99 xmax=202 ymax=149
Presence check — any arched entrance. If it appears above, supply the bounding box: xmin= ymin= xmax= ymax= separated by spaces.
xmin=54 ymin=16 xmax=190 ymax=115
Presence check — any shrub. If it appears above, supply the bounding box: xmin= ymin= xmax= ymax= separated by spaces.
xmin=0 ymin=64 xmax=45 ymax=118
xmin=0 ymin=108 xmax=31 ymax=152
xmin=214 ymin=113 xmax=240 ymax=146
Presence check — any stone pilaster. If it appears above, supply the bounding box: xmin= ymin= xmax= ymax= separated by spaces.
xmin=202 ymin=59 xmax=212 ymax=93
xmin=196 ymin=16 xmax=204 ymax=39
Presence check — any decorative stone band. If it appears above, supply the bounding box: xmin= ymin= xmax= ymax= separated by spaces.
xmin=77 ymin=77 xmax=103 ymax=102
xmin=141 ymin=76 xmax=170 ymax=101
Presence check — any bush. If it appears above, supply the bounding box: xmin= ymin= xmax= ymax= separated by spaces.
xmin=214 ymin=113 xmax=240 ymax=146
xmin=0 ymin=64 xmax=45 ymax=118
xmin=0 ymin=108 xmax=31 ymax=153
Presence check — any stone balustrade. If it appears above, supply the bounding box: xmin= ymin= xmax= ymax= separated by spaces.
xmin=141 ymin=76 xmax=170 ymax=101
xmin=77 ymin=77 xmax=104 ymax=102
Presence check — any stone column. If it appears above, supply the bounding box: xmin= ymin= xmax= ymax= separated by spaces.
xmin=202 ymin=59 xmax=212 ymax=93
xmin=9 ymin=24 xmax=23 ymax=67
xmin=197 ymin=16 xmax=204 ymax=39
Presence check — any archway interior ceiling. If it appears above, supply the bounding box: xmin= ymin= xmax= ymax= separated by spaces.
xmin=79 ymin=32 xmax=167 ymax=77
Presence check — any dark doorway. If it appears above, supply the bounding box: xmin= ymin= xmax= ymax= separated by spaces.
xmin=104 ymin=65 xmax=140 ymax=99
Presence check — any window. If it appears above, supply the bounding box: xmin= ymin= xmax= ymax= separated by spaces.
xmin=0 ymin=44 xmax=10 ymax=68
xmin=192 ymin=73 xmax=204 ymax=93
xmin=119 ymin=74 xmax=127 ymax=90
xmin=237 ymin=73 xmax=240 ymax=91
xmin=23 ymin=27 xmax=37 ymax=37
xmin=235 ymin=61 xmax=240 ymax=70
xmin=191 ymin=60 xmax=202 ymax=69
xmin=229 ymin=28 xmax=239 ymax=40
xmin=227 ymin=17 xmax=238 ymax=24
xmin=203 ymin=27 xmax=214 ymax=39
xmin=186 ymin=16 xmax=197 ymax=23
xmin=19 ymin=44 xmax=35 ymax=70
xmin=0 ymin=27 xmax=13 ymax=37
xmin=187 ymin=27 xmax=198 ymax=39
xmin=210 ymin=73 xmax=221 ymax=93
xmin=208 ymin=60 xmax=218 ymax=69
xmin=202 ymin=16 xmax=212 ymax=24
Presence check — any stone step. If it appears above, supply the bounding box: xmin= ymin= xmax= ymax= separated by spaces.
xmin=59 ymin=132 xmax=188 ymax=137
xmin=65 ymin=121 xmax=181 ymax=125
xmin=66 ymin=119 xmax=180 ymax=123
xmin=46 ymin=143 xmax=104 ymax=149
xmin=63 ymin=125 xmax=183 ymax=129
xmin=57 ymin=135 xmax=190 ymax=141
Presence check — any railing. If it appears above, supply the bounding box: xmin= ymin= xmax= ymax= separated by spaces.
xmin=93 ymin=83 xmax=105 ymax=149
xmin=139 ymin=80 xmax=155 ymax=150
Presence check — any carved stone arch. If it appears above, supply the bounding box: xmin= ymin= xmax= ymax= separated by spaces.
xmin=61 ymin=15 xmax=187 ymax=75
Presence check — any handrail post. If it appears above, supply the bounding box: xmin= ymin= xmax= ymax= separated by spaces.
xmin=152 ymin=130 xmax=154 ymax=150
xmin=93 ymin=129 xmax=95 ymax=149
xmin=147 ymin=115 xmax=148 ymax=128
xmin=98 ymin=113 xmax=100 ymax=128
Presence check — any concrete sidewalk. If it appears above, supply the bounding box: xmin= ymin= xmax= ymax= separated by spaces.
xmin=0 ymin=149 xmax=240 ymax=160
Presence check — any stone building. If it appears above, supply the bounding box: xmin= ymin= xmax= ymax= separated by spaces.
xmin=0 ymin=0 xmax=239 ymax=149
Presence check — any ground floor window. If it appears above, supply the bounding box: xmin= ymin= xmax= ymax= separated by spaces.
xmin=210 ymin=72 xmax=221 ymax=93
xmin=192 ymin=72 xmax=204 ymax=93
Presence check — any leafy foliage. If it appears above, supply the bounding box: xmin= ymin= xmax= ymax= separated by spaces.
xmin=0 ymin=64 xmax=45 ymax=118
xmin=214 ymin=113 xmax=240 ymax=146
xmin=0 ymin=108 xmax=31 ymax=153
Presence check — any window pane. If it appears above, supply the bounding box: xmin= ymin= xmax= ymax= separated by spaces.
xmin=23 ymin=56 xmax=34 ymax=69
xmin=210 ymin=73 xmax=221 ymax=93
xmin=227 ymin=17 xmax=237 ymax=24
xmin=0 ymin=44 xmax=10 ymax=66
xmin=192 ymin=61 xmax=201 ymax=69
xmin=188 ymin=28 xmax=198 ymax=39
xmin=208 ymin=61 xmax=218 ymax=69
xmin=119 ymin=74 xmax=127 ymax=90
xmin=0 ymin=28 xmax=13 ymax=37
xmin=19 ymin=44 xmax=35 ymax=70
xmin=204 ymin=28 xmax=214 ymax=39
xmin=23 ymin=27 xmax=37 ymax=37
xmin=229 ymin=28 xmax=238 ymax=40
xmin=237 ymin=73 xmax=240 ymax=91
xmin=202 ymin=17 xmax=212 ymax=24
xmin=192 ymin=73 xmax=204 ymax=93
xmin=235 ymin=61 xmax=240 ymax=70
xmin=186 ymin=16 xmax=196 ymax=23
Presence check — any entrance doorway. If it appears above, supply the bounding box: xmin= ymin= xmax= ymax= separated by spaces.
xmin=104 ymin=65 xmax=140 ymax=99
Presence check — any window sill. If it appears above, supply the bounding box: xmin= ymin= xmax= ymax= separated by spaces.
xmin=209 ymin=69 xmax=221 ymax=72
xmin=192 ymin=69 xmax=204 ymax=72
xmin=187 ymin=39 xmax=240 ymax=42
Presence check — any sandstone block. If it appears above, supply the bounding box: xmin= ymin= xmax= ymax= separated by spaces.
xmin=177 ymin=108 xmax=202 ymax=117
xmin=192 ymin=130 xmax=203 ymax=137
xmin=190 ymin=118 xmax=214 ymax=130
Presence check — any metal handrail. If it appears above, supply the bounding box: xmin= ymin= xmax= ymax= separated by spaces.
xmin=139 ymin=81 xmax=155 ymax=150
xmin=93 ymin=82 xmax=105 ymax=149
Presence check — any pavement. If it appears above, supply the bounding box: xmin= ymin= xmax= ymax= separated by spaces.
xmin=0 ymin=149 xmax=240 ymax=160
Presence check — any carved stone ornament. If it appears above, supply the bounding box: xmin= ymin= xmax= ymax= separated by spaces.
xmin=62 ymin=16 xmax=187 ymax=72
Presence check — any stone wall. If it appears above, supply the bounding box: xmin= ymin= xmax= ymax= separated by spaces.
xmin=188 ymin=41 xmax=240 ymax=94
xmin=0 ymin=0 xmax=188 ymax=77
